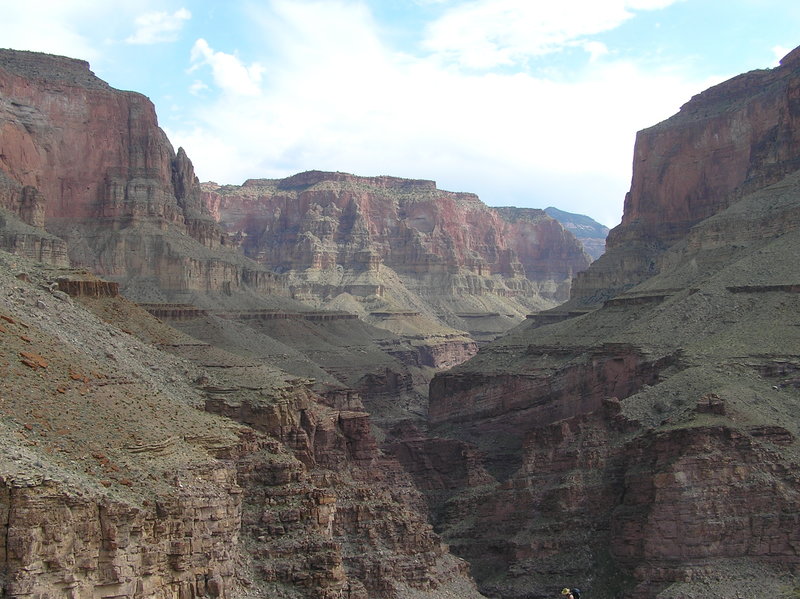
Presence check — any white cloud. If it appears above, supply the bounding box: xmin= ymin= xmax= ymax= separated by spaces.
xmin=170 ymin=0 xmax=705 ymax=228
xmin=0 ymin=0 xmax=170 ymax=61
xmin=421 ymin=0 xmax=683 ymax=69
xmin=0 ymin=0 xmax=113 ymax=61
xmin=126 ymin=8 xmax=191 ymax=45
xmin=189 ymin=39 xmax=265 ymax=97
xmin=583 ymin=40 xmax=610 ymax=61
xmin=773 ymin=45 xmax=792 ymax=65
xmin=189 ymin=79 xmax=210 ymax=96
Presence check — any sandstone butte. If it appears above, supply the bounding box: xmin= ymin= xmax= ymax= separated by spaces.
xmin=0 ymin=41 xmax=799 ymax=599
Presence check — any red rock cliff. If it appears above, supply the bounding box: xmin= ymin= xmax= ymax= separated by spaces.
xmin=0 ymin=49 xmax=277 ymax=297
xmin=203 ymin=171 xmax=590 ymax=306
xmin=417 ymin=46 xmax=800 ymax=598
xmin=0 ymin=51 xmax=179 ymax=224
xmin=571 ymin=46 xmax=800 ymax=304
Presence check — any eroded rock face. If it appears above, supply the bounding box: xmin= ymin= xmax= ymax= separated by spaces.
xmin=202 ymin=172 xmax=590 ymax=312
xmin=0 ymin=253 xmax=485 ymax=599
xmin=571 ymin=46 xmax=800 ymax=304
xmin=0 ymin=49 xmax=276 ymax=296
xmin=0 ymin=170 xmax=68 ymax=265
xmin=0 ymin=47 xmax=590 ymax=350
xmin=0 ymin=51 xmax=177 ymax=224
xmin=613 ymin=426 xmax=800 ymax=591
xmin=2 ymin=465 xmax=244 ymax=599
xmin=415 ymin=47 xmax=800 ymax=598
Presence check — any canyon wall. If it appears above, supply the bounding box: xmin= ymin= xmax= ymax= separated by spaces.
xmin=203 ymin=171 xmax=589 ymax=294
xmin=0 ymin=49 xmax=279 ymax=297
xmin=414 ymin=47 xmax=800 ymax=598
xmin=570 ymin=46 xmax=800 ymax=305
xmin=6 ymin=42 xmax=800 ymax=599
xmin=202 ymin=172 xmax=590 ymax=339
xmin=0 ymin=49 xmax=496 ymax=598
xmin=0 ymin=254 xmax=484 ymax=599
xmin=0 ymin=47 xmax=593 ymax=349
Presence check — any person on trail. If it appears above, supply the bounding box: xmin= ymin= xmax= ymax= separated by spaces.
xmin=561 ymin=588 xmax=581 ymax=599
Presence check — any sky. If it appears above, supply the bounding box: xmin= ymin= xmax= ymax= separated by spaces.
xmin=1 ymin=1 xmax=799 ymax=227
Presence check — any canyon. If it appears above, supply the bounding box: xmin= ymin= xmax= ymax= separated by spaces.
xmin=1 ymin=42 xmax=800 ymax=599
xmin=0 ymin=47 xmax=589 ymax=599
xmin=413 ymin=46 xmax=800 ymax=598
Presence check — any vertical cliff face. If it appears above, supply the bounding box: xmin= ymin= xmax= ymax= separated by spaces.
xmin=0 ymin=51 xmax=177 ymax=223
xmin=0 ymin=48 xmax=592 ymax=341
xmin=417 ymin=46 xmax=800 ymax=598
xmin=0 ymin=49 xmax=278 ymax=297
xmin=205 ymin=172 xmax=589 ymax=294
xmin=202 ymin=172 xmax=590 ymax=343
xmin=571 ymin=46 xmax=800 ymax=305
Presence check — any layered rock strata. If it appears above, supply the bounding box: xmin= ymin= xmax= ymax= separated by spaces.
xmin=0 ymin=48 xmax=592 ymax=344
xmin=0 ymin=49 xmax=277 ymax=297
xmin=0 ymin=171 xmax=68 ymax=266
xmin=571 ymin=46 xmax=800 ymax=305
xmin=0 ymin=251 xmax=484 ymax=599
xmin=202 ymin=172 xmax=590 ymax=339
xmin=0 ymin=47 xmax=591 ymax=367
xmin=412 ymin=49 xmax=800 ymax=598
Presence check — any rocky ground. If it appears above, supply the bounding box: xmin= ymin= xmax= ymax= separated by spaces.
xmin=415 ymin=136 xmax=800 ymax=599
xmin=0 ymin=252 xmax=232 ymax=495
xmin=0 ymin=249 xmax=487 ymax=599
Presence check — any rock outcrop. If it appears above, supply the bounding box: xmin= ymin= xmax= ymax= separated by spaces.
xmin=571 ymin=46 xmax=800 ymax=306
xmin=0 ymin=47 xmax=593 ymax=376
xmin=8 ymin=41 xmax=800 ymax=599
xmin=0 ymin=48 xmax=494 ymax=599
xmin=0 ymin=250 xmax=484 ymax=599
xmin=202 ymin=172 xmax=590 ymax=341
xmin=0 ymin=49 xmax=592 ymax=342
xmin=0 ymin=49 xmax=278 ymax=298
xmin=0 ymin=170 xmax=69 ymax=266
xmin=0 ymin=48 xmax=465 ymax=440
xmin=411 ymin=47 xmax=800 ymax=598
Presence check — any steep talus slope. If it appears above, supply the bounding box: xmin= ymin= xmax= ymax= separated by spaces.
xmin=0 ymin=256 xmax=250 ymax=598
xmin=0 ymin=250 xmax=484 ymax=599
xmin=7 ymin=41 xmax=799 ymax=599
xmin=0 ymin=48 xmax=590 ymax=430
xmin=407 ymin=49 xmax=800 ymax=599
xmin=0 ymin=48 xmax=471 ymax=460
xmin=203 ymin=172 xmax=590 ymax=342
xmin=164 ymin=307 xmax=456 ymax=427
xmin=0 ymin=47 xmax=492 ymax=599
